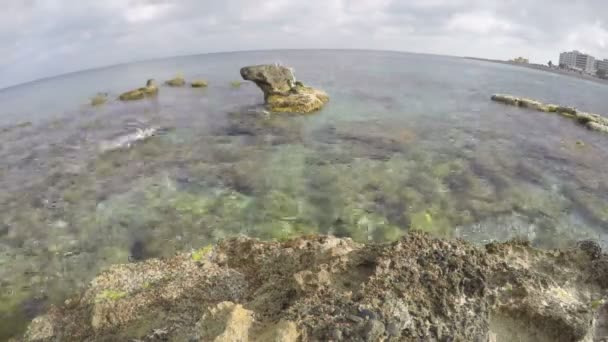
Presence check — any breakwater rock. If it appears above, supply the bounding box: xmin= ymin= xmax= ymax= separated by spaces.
xmin=241 ymin=64 xmax=329 ymax=113
xmin=19 ymin=234 xmax=608 ymax=342
xmin=491 ymin=94 xmax=608 ymax=134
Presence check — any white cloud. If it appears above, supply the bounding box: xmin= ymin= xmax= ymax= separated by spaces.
xmin=446 ymin=11 xmax=516 ymax=35
xmin=125 ymin=3 xmax=174 ymax=23
xmin=1 ymin=0 xmax=608 ymax=89
xmin=563 ymin=21 xmax=608 ymax=54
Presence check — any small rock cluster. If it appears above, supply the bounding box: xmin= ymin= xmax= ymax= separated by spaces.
xmin=91 ymin=65 xmax=329 ymax=114
xmin=491 ymin=94 xmax=608 ymax=134
xmin=18 ymin=233 xmax=608 ymax=342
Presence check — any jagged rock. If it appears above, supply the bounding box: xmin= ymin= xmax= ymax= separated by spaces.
xmin=240 ymin=64 xmax=296 ymax=100
xmin=23 ymin=315 xmax=54 ymax=341
xmin=19 ymin=234 xmax=608 ymax=341
xmin=256 ymin=320 xmax=299 ymax=342
xmin=191 ymin=80 xmax=208 ymax=88
xmin=241 ymin=64 xmax=329 ymax=113
xmin=165 ymin=76 xmax=186 ymax=87
xmin=142 ymin=79 xmax=158 ymax=95
xmin=198 ymin=302 xmax=254 ymax=342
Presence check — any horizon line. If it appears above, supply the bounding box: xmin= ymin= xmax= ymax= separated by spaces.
xmin=0 ymin=48 xmax=465 ymax=91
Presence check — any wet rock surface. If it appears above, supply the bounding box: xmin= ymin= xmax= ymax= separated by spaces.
xmin=17 ymin=233 xmax=608 ymax=342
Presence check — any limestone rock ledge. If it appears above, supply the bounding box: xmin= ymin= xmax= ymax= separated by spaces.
xmin=18 ymin=234 xmax=608 ymax=342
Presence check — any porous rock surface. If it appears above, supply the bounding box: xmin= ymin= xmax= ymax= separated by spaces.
xmin=18 ymin=234 xmax=608 ymax=342
xmin=241 ymin=64 xmax=329 ymax=113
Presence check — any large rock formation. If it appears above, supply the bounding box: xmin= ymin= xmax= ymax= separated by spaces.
xmin=18 ymin=234 xmax=608 ymax=342
xmin=241 ymin=64 xmax=329 ymax=113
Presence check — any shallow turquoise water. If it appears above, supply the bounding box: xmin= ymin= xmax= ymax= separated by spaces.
xmin=1 ymin=50 xmax=608 ymax=337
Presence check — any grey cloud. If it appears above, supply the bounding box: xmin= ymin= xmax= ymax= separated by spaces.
xmin=1 ymin=0 xmax=607 ymax=89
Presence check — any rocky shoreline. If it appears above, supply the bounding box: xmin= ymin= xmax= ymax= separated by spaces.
xmin=17 ymin=233 xmax=608 ymax=342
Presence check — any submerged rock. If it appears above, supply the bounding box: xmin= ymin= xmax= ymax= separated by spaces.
xmin=241 ymin=64 xmax=329 ymax=113
xmin=165 ymin=76 xmax=186 ymax=87
xmin=90 ymin=93 xmax=108 ymax=106
xmin=19 ymin=233 xmax=608 ymax=341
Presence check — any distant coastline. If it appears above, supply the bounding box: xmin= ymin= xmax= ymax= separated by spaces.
xmin=464 ymin=56 xmax=608 ymax=86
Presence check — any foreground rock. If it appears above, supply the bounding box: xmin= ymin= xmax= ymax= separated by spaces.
xmin=118 ymin=79 xmax=159 ymax=101
xmin=241 ymin=64 xmax=329 ymax=113
xmin=18 ymin=233 xmax=608 ymax=341
xmin=491 ymin=94 xmax=608 ymax=134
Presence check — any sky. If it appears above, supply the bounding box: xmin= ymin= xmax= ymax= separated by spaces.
xmin=1 ymin=0 xmax=608 ymax=89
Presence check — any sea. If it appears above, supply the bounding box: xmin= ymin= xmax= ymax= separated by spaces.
xmin=1 ymin=50 xmax=608 ymax=338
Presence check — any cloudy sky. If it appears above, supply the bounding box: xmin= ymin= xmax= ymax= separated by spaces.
xmin=1 ymin=0 xmax=608 ymax=89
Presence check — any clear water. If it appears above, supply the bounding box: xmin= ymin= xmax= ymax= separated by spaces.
xmin=1 ymin=50 xmax=608 ymax=338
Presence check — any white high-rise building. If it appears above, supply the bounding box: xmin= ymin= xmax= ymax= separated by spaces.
xmin=596 ymin=59 xmax=608 ymax=72
xmin=559 ymin=50 xmax=596 ymax=73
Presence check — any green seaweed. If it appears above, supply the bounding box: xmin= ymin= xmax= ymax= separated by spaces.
xmin=192 ymin=245 xmax=213 ymax=262
xmin=96 ymin=289 xmax=128 ymax=302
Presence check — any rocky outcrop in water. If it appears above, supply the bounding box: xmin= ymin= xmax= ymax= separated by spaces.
xmin=118 ymin=80 xmax=159 ymax=101
xmin=241 ymin=64 xmax=329 ymax=113
xmin=191 ymin=80 xmax=208 ymax=88
xmin=165 ymin=76 xmax=186 ymax=87
xmin=491 ymin=94 xmax=608 ymax=134
xmin=19 ymin=233 xmax=608 ymax=342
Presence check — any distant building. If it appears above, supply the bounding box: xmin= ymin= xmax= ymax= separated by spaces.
xmin=559 ymin=50 xmax=596 ymax=73
xmin=510 ymin=57 xmax=529 ymax=64
xmin=595 ymin=59 xmax=608 ymax=72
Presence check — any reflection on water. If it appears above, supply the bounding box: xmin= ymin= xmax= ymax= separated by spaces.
xmin=1 ymin=50 xmax=608 ymax=338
